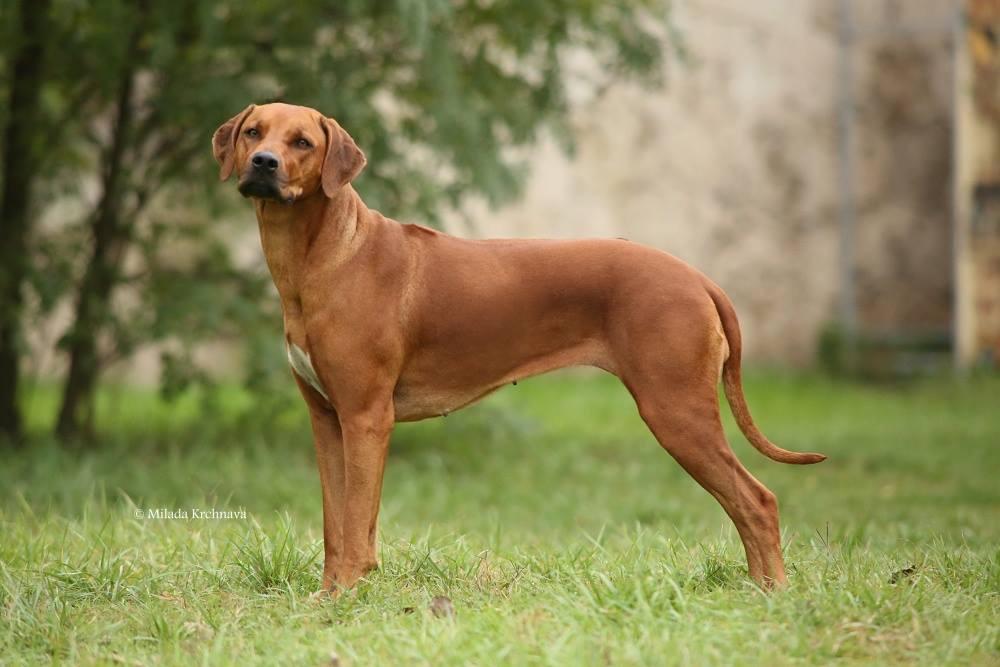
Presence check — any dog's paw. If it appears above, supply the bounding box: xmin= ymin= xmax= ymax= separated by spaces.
xmin=308 ymin=587 xmax=341 ymax=603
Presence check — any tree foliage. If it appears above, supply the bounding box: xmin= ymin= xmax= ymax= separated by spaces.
xmin=0 ymin=0 xmax=676 ymax=442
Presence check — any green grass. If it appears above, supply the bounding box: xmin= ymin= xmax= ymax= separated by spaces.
xmin=2 ymin=371 xmax=999 ymax=665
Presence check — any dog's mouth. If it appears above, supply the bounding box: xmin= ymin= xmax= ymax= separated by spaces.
xmin=238 ymin=173 xmax=306 ymax=205
xmin=238 ymin=177 xmax=285 ymax=201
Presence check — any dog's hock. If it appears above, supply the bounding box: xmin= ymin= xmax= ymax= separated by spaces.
xmin=287 ymin=343 xmax=329 ymax=400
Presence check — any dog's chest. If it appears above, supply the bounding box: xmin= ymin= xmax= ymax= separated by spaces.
xmin=286 ymin=342 xmax=328 ymax=400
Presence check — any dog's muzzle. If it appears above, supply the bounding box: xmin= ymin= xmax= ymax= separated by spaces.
xmin=238 ymin=176 xmax=283 ymax=200
xmin=238 ymin=150 xmax=284 ymax=200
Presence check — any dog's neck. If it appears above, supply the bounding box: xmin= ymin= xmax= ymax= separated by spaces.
xmin=254 ymin=186 xmax=366 ymax=316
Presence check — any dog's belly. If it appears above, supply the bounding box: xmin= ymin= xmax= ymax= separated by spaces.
xmin=391 ymin=385 xmax=504 ymax=422
xmin=392 ymin=338 xmax=613 ymax=421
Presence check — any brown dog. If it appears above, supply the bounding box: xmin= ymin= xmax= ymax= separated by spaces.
xmin=212 ymin=102 xmax=825 ymax=591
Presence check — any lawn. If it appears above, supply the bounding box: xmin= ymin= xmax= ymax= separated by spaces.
xmin=1 ymin=371 xmax=998 ymax=665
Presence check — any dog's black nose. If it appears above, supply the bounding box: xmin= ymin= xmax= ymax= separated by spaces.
xmin=250 ymin=151 xmax=280 ymax=173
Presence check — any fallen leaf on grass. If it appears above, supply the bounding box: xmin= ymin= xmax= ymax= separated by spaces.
xmin=430 ymin=595 xmax=455 ymax=618
xmin=889 ymin=566 xmax=917 ymax=584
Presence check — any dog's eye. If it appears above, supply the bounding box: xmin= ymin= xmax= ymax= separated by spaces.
xmin=295 ymin=138 xmax=312 ymax=149
xmin=245 ymin=127 xmax=259 ymax=138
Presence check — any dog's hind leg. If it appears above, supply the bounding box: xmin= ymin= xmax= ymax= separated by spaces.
xmin=615 ymin=313 xmax=787 ymax=587
xmin=633 ymin=386 xmax=787 ymax=587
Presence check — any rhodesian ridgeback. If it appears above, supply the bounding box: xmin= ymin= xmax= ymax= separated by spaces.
xmin=212 ymin=102 xmax=825 ymax=591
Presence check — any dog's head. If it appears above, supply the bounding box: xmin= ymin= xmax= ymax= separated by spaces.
xmin=212 ymin=102 xmax=366 ymax=203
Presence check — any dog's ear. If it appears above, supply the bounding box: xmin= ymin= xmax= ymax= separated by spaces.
xmin=321 ymin=117 xmax=366 ymax=197
xmin=212 ymin=104 xmax=255 ymax=181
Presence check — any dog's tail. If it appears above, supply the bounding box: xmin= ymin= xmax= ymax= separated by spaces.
xmin=705 ymin=280 xmax=827 ymax=465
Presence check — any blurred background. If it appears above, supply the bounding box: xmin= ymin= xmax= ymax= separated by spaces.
xmin=0 ymin=0 xmax=996 ymax=446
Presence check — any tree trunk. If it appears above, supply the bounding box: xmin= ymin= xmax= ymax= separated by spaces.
xmin=0 ymin=0 xmax=52 ymax=445
xmin=55 ymin=2 xmax=149 ymax=441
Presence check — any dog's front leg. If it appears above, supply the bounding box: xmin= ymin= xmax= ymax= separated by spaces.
xmin=310 ymin=408 xmax=346 ymax=592
xmin=294 ymin=377 xmax=346 ymax=593
xmin=334 ymin=399 xmax=394 ymax=590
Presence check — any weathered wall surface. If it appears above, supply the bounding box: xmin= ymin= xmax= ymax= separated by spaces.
xmin=449 ymin=0 xmax=956 ymax=362
xmin=956 ymin=0 xmax=1000 ymax=364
